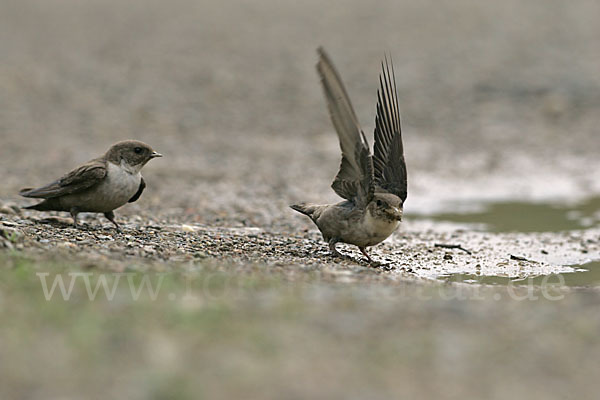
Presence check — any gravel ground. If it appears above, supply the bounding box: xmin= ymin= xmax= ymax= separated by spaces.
xmin=1 ymin=210 xmax=599 ymax=281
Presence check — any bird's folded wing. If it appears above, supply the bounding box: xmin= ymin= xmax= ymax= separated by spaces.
xmin=317 ymin=47 xmax=374 ymax=207
xmin=373 ymin=56 xmax=407 ymax=203
xmin=128 ymin=177 xmax=146 ymax=203
xmin=20 ymin=158 xmax=107 ymax=199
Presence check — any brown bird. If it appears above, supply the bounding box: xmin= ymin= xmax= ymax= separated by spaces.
xmin=20 ymin=140 xmax=162 ymax=231
xmin=291 ymin=48 xmax=407 ymax=265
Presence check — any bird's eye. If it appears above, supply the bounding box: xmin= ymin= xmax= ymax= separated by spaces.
xmin=376 ymin=200 xmax=383 ymax=207
xmin=134 ymin=147 xmax=143 ymax=154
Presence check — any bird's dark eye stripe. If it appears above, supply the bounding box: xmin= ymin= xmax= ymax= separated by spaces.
xmin=134 ymin=147 xmax=143 ymax=154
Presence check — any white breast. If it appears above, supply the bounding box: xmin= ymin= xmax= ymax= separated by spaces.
xmin=60 ymin=162 xmax=141 ymax=212
xmin=361 ymin=209 xmax=400 ymax=245
xmin=99 ymin=162 xmax=142 ymax=208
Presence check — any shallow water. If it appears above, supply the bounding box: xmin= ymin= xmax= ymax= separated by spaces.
xmin=440 ymin=261 xmax=600 ymax=288
xmin=414 ymin=197 xmax=600 ymax=286
xmin=409 ymin=197 xmax=600 ymax=233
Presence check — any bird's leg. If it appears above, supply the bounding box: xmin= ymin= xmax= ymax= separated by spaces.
xmin=358 ymin=247 xmax=372 ymax=262
xmin=359 ymin=247 xmax=381 ymax=267
xmin=103 ymin=211 xmax=121 ymax=232
xmin=69 ymin=207 xmax=80 ymax=228
xmin=328 ymin=238 xmax=342 ymax=258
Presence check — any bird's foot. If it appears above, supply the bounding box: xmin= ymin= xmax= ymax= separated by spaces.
xmin=103 ymin=211 xmax=122 ymax=233
xmin=75 ymin=223 xmax=93 ymax=231
xmin=329 ymin=249 xmax=343 ymax=259
xmin=107 ymin=224 xmax=122 ymax=234
xmin=69 ymin=208 xmax=80 ymax=230
xmin=359 ymin=247 xmax=383 ymax=268
xmin=359 ymin=247 xmax=372 ymax=262
xmin=328 ymin=238 xmax=343 ymax=259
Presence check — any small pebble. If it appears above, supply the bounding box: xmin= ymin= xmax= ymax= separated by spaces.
xmin=0 ymin=206 xmax=16 ymax=215
xmin=181 ymin=224 xmax=198 ymax=233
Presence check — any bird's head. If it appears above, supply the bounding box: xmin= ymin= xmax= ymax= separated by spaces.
xmin=105 ymin=140 xmax=162 ymax=172
xmin=368 ymin=193 xmax=403 ymax=222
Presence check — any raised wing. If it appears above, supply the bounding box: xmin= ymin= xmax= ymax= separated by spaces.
xmin=128 ymin=177 xmax=146 ymax=203
xmin=19 ymin=158 xmax=107 ymax=199
xmin=317 ymin=47 xmax=374 ymax=207
xmin=373 ymin=56 xmax=407 ymax=202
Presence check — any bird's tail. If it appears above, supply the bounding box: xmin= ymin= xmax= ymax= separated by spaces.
xmin=23 ymin=203 xmax=43 ymax=210
xmin=290 ymin=203 xmax=320 ymax=219
xmin=19 ymin=188 xmax=36 ymax=197
xmin=22 ymin=199 xmax=55 ymax=211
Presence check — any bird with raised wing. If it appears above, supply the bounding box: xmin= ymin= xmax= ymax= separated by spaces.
xmin=20 ymin=140 xmax=162 ymax=231
xmin=291 ymin=48 xmax=407 ymax=265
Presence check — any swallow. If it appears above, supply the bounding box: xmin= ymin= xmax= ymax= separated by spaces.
xmin=20 ymin=140 xmax=162 ymax=231
xmin=291 ymin=48 xmax=407 ymax=265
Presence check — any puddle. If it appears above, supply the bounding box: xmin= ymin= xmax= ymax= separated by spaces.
xmin=409 ymin=197 xmax=600 ymax=232
xmin=440 ymin=261 xmax=600 ymax=288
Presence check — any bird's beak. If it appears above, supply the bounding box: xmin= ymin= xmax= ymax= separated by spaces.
xmin=150 ymin=151 xmax=163 ymax=158
xmin=386 ymin=207 xmax=402 ymax=221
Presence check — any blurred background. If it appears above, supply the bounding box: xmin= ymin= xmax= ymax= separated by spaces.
xmin=2 ymin=0 xmax=599 ymax=223
xmin=1 ymin=0 xmax=600 ymax=399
